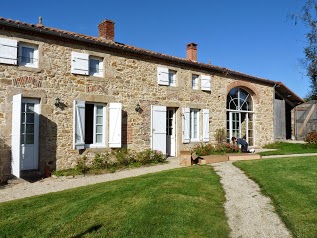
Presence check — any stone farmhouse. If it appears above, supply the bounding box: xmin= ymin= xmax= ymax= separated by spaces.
xmin=0 ymin=17 xmax=303 ymax=182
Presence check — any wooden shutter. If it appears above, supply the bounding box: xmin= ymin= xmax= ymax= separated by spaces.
xmin=73 ymin=100 xmax=85 ymax=149
xmin=71 ymin=52 xmax=89 ymax=75
xmin=157 ymin=66 xmax=169 ymax=85
xmin=151 ymin=105 xmax=167 ymax=154
xmin=12 ymin=94 xmax=22 ymax=177
xmin=109 ymin=103 xmax=122 ymax=148
xmin=203 ymin=109 xmax=210 ymax=142
xmin=0 ymin=38 xmax=18 ymax=65
xmin=182 ymin=107 xmax=190 ymax=143
xmin=201 ymin=75 xmax=211 ymax=91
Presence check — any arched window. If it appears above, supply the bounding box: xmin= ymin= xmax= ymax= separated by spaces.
xmin=227 ymin=88 xmax=254 ymax=146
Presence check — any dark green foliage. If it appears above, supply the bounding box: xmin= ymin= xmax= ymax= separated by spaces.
xmin=191 ymin=142 xmax=239 ymax=156
xmin=53 ymin=149 xmax=167 ymax=176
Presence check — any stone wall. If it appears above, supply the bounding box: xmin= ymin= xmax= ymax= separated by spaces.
xmin=0 ymin=29 xmax=275 ymax=182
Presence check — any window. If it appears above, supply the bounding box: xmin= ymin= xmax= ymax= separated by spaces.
xmin=89 ymin=57 xmax=103 ymax=77
xmin=192 ymin=74 xmax=199 ymax=89
xmin=18 ymin=43 xmax=38 ymax=68
xmin=168 ymin=70 xmax=176 ymax=86
xmin=74 ymin=101 xmax=122 ymax=149
xmin=157 ymin=66 xmax=177 ymax=86
xmin=190 ymin=109 xmax=199 ymax=141
xmin=71 ymin=52 xmax=103 ymax=77
xmin=85 ymin=103 xmax=105 ymax=146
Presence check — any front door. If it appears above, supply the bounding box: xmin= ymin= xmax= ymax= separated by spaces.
xmin=166 ymin=108 xmax=175 ymax=156
xmin=12 ymin=95 xmax=39 ymax=177
xmin=20 ymin=98 xmax=39 ymax=170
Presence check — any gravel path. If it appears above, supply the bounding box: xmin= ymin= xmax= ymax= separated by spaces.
xmin=0 ymin=158 xmax=181 ymax=203
xmin=213 ymin=161 xmax=291 ymax=238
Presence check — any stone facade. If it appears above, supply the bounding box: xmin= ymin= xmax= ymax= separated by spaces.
xmin=0 ymin=18 xmax=292 ymax=183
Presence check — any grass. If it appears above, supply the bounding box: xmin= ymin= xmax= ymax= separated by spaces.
xmin=234 ymin=157 xmax=317 ymax=238
xmin=257 ymin=141 xmax=317 ymax=156
xmin=0 ymin=166 xmax=230 ymax=238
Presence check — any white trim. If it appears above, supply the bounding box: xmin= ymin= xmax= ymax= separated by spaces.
xmin=182 ymin=107 xmax=190 ymax=143
xmin=12 ymin=94 xmax=22 ymax=177
xmin=109 ymin=103 xmax=122 ymax=148
xmin=190 ymin=109 xmax=200 ymax=142
xmin=202 ymin=109 xmax=209 ymax=142
xmin=71 ymin=52 xmax=89 ymax=75
xmin=201 ymin=75 xmax=211 ymax=91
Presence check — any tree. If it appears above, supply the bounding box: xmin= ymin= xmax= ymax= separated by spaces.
xmin=294 ymin=0 xmax=317 ymax=100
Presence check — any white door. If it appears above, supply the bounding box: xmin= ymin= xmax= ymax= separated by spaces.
xmin=20 ymin=98 xmax=39 ymax=170
xmin=151 ymin=105 xmax=166 ymax=154
xmin=166 ymin=108 xmax=176 ymax=156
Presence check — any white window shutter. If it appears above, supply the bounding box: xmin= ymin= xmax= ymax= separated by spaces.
xmin=157 ymin=66 xmax=169 ymax=85
xmin=109 ymin=103 xmax=122 ymax=148
xmin=182 ymin=107 xmax=190 ymax=143
xmin=71 ymin=52 xmax=89 ymax=75
xmin=203 ymin=109 xmax=210 ymax=142
xmin=0 ymin=38 xmax=18 ymax=65
xmin=201 ymin=75 xmax=211 ymax=91
xmin=12 ymin=94 xmax=22 ymax=177
xmin=73 ymin=100 xmax=85 ymax=149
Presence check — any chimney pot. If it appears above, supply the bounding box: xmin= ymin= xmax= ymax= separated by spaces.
xmin=186 ymin=43 xmax=198 ymax=61
xmin=98 ymin=19 xmax=115 ymax=41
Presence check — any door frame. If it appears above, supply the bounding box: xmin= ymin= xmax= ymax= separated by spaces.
xmin=166 ymin=108 xmax=176 ymax=156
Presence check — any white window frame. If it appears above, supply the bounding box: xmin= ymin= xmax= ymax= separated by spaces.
xmin=18 ymin=43 xmax=38 ymax=68
xmin=190 ymin=109 xmax=200 ymax=142
xmin=168 ymin=70 xmax=177 ymax=87
xmin=85 ymin=103 xmax=106 ymax=148
xmin=89 ymin=56 xmax=103 ymax=77
xmin=192 ymin=74 xmax=199 ymax=90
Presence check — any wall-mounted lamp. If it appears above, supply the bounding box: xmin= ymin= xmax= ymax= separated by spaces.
xmin=55 ymin=97 xmax=61 ymax=108
xmin=135 ymin=103 xmax=142 ymax=113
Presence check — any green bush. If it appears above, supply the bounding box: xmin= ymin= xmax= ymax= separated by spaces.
xmin=75 ymin=156 xmax=89 ymax=174
xmin=92 ymin=153 xmax=112 ymax=169
xmin=136 ymin=149 xmax=166 ymax=165
xmin=305 ymin=131 xmax=317 ymax=144
xmin=191 ymin=143 xmax=239 ymax=156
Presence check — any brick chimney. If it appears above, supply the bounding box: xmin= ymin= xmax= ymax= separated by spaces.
xmin=186 ymin=43 xmax=198 ymax=61
xmin=98 ymin=19 xmax=115 ymax=41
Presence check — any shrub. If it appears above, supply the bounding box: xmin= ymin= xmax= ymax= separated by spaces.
xmin=92 ymin=153 xmax=112 ymax=169
xmin=136 ymin=149 xmax=167 ymax=165
xmin=112 ymin=147 xmax=136 ymax=166
xmin=75 ymin=156 xmax=89 ymax=174
xmin=305 ymin=131 xmax=317 ymax=144
xmin=215 ymin=128 xmax=227 ymax=144
xmin=191 ymin=143 xmax=239 ymax=156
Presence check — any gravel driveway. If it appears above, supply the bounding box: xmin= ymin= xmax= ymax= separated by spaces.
xmin=213 ymin=161 xmax=291 ymax=238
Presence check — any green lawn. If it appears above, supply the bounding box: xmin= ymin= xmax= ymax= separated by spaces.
xmin=0 ymin=166 xmax=230 ymax=238
xmin=258 ymin=141 xmax=317 ymax=156
xmin=234 ymin=157 xmax=317 ymax=238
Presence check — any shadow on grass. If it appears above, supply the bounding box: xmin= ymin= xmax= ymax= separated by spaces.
xmin=71 ymin=224 xmax=103 ymax=238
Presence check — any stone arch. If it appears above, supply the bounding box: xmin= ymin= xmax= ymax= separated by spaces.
xmin=227 ymin=80 xmax=259 ymax=104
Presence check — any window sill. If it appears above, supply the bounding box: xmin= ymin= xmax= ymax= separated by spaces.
xmin=18 ymin=65 xmax=41 ymax=73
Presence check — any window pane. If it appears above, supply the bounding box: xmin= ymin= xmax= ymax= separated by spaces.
xmin=96 ymin=125 xmax=103 ymax=134
xmin=21 ymin=113 xmax=25 ymax=123
xmin=89 ymin=59 xmax=100 ymax=74
xmin=21 ymin=103 xmax=26 ymax=112
xmin=21 ymin=47 xmax=34 ymax=63
xmin=96 ymin=134 xmax=103 ymax=143
xmin=26 ymin=113 xmax=34 ymax=123
xmin=96 ymin=106 xmax=103 ymax=115
xmin=96 ymin=116 xmax=103 ymax=124
xmin=26 ymin=124 xmax=34 ymax=133
xmin=27 ymin=103 xmax=34 ymax=112
xmin=25 ymin=134 xmax=34 ymax=144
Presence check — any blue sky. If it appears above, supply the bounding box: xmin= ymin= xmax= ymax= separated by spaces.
xmin=1 ymin=0 xmax=310 ymax=98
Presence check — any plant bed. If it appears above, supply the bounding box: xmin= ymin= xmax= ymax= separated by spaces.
xmin=198 ymin=155 xmax=229 ymax=164
xmin=228 ymin=153 xmax=261 ymax=161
